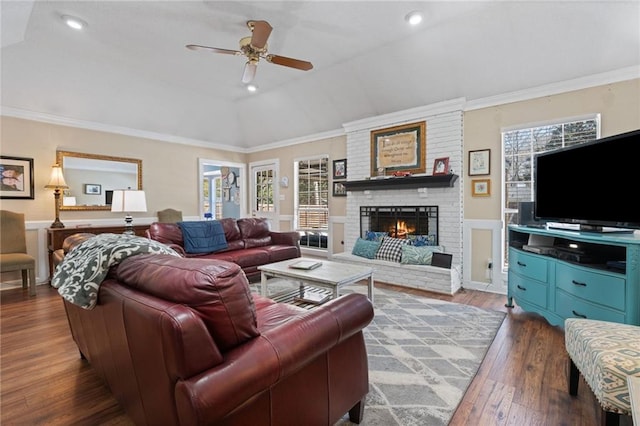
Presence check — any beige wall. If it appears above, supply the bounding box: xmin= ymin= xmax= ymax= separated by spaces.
xmin=463 ymin=78 xmax=640 ymax=285
xmin=464 ymin=79 xmax=640 ymax=220
xmin=0 ymin=116 xmax=245 ymax=222
xmin=2 ymin=78 xmax=638 ymax=288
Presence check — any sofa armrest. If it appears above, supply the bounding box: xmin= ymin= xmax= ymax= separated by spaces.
xmin=174 ymin=293 xmax=373 ymax=424
xmin=269 ymin=230 xmax=301 ymax=248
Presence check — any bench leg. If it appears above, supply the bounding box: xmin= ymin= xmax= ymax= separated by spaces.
xmin=348 ymin=399 xmax=365 ymax=424
xmin=569 ymin=358 xmax=579 ymax=395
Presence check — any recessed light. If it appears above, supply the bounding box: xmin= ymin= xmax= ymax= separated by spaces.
xmin=246 ymin=84 xmax=258 ymax=92
xmin=62 ymin=15 xmax=87 ymax=30
xmin=405 ymin=11 xmax=423 ymax=26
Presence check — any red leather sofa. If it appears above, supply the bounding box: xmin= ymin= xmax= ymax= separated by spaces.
xmin=60 ymin=253 xmax=374 ymax=425
xmin=146 ymin=217 xmax=300 ymax=280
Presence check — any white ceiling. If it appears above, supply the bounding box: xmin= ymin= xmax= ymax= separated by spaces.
xmin=2 ymin=1 xmax=639 ymax=151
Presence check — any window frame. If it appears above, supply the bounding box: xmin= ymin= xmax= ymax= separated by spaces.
xmin=501 ymin=114 xmax=600 ymax=269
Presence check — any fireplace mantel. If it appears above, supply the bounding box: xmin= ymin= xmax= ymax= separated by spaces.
xmin=343 ymin=174 xmax=458 ymax=191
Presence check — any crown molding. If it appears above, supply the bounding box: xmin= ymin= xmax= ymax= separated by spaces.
xmin=0 ymin=107 xmax=249 ymax=153
xmin=465 ymin=66 xmax=640 ymax=111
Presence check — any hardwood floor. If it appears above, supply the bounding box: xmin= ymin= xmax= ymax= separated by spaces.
xmin=1 ymin=283 xmax=629 ymax=425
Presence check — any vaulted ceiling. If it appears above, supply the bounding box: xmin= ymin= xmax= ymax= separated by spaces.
xmin=2 ymin=1 xmax=639 ymax=151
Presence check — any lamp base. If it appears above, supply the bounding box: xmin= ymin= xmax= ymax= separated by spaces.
xmin=50 ymin=219 xmax=65 ymax=229
xmin=123 ymin=215 xmax=135 ymax=235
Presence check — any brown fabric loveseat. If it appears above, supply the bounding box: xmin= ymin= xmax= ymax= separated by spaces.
xmin=60 ymin=252 xmax=374 ymax=425
xmin=147 ymin=217 xmax=300 ymax=280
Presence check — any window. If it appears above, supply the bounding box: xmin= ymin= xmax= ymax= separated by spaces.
xmin=254 ymin=169 xmax=275 ymax=213
xmin=502 ymin=116 xmax=600 ymax=267
xmin=295 ymin=156 xmax=329 ymax=250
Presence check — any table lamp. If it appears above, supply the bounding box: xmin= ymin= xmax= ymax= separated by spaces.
xmin=110 ymin=189 xmax=147 ymax=235
xmin=44 ymin=164 xmax=69 ymax=228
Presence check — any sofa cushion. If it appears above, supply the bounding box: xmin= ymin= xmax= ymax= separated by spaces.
xmin=208 ymin=248 xmax=270 ymax=269
xmin=178 ymin=221 xmax=228 ymax=254
xmin=375 ymin=236 xmax=409 ymax=262
xmin=116 ymin=254 xmax=258 ymax=352
xmin=148 ymin=222 xmax=183 ymax=246
xmin=238 ymin=218 xmax=273 ymax=248
xmin=352 ymin=238 xmax=381 ymax=259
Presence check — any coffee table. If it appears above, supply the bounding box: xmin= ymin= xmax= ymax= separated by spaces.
xmin=258 ymin=258 xmax=374 ymax=303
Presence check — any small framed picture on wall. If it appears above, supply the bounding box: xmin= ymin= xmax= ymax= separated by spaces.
xmin=333 ymin=159 xmax=347 ymax=179
xmin=432 ymin=157 xmax=449 ymax=176
xmin=471 ymin=179 xmax=491 ymax=197
xmin=84 ymin=184 xmax=102 ymax=195
xmin=469 ymin=149 xmax=490 ymax=176
xmin=333 ymin=181 xmax=347 ymax=197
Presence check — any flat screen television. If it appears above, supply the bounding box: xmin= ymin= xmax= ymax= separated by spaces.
xmin=105 ymin=190 xmax=113 ymax=205
xmin=534 ymin=129 xmax=640 ymax=232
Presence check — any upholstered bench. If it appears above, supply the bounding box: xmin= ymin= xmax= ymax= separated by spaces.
xmin=565 ymin=318 xmax=640 ymax=426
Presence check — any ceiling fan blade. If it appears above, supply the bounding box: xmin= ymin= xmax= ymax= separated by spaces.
xmin=249 ymin=20 xmax=272 ymax=49
xmin=242 ymin=61 xmax=257 ymax=84
xmin=266 ymin=54 xmax=313 ymax=71
xmin=186 ymin=44 xmax=241 ymax=56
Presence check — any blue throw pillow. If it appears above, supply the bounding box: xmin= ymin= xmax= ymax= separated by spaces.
xmin=407 ymin=234 xmax=437 ymax=246
xmin=352 ymin=238 xmax=381 ymax=259
xmin=365 ymin=231 xmax=388 ymax=242
xmin=178 ymin=221 xmax=228 ymax=254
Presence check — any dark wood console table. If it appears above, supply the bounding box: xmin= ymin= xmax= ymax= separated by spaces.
xmin=47 ymin=225 xmax=149 ymax=278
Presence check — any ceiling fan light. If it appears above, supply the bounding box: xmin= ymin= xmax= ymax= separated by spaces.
xmin=242 ymin=61 xmax=257 ymax=84
xmin=405 ymin=11 xmax=423 ymax=26
xmin=62 ymin=15 xmax=87 ymax=30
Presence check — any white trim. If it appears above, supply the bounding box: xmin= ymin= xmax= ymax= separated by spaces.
xmin=198 ymin=158 xmax=247 ymax=220
xmin=3 ymin=67 xmax=636 ymax=152
xmin=463 ymin=219 xmax=506 ymax=295
xmin=465 ymin=66 xmax=640 ymax=111
xmin=249 ymin=159 xmax=280 ymax=226
xmin=500 ymin=113 xmax=601 ymax=134
xmin=0 ymin=107 xmax=247 ymax=153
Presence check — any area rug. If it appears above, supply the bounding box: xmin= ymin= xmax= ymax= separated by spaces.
xmin=251 ymin=281 xmax=506 ymax=426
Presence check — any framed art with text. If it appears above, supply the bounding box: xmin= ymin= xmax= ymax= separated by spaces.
xmin=0 ymin=155 xmax=34 ymax=199
xmin=469 ymin=149 xmax=490 ymax=176
xmin=370 ymin=121 xmax=426 ymax=176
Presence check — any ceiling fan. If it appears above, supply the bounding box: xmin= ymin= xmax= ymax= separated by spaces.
xmin=186 ymin=20 xmax=313 ymax=84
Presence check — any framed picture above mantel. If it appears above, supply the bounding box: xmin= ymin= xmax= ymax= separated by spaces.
xmin=370 ymin=121 xmax=426 ymax=176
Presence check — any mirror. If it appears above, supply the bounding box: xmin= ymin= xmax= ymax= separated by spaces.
xmin=57 ymin=151 xmax=142 ymax=211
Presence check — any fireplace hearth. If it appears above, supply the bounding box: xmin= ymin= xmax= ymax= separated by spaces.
xmin=360 ymin=206 xmax=438 ymax=243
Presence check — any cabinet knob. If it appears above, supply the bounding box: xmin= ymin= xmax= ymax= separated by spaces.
xmin=571 ymin=280 xmax=587 ymax=287
xmin=572 ymin=310 xmax=587 ymax=319
xmin=517 ymin=285 xmax=527 ymax=291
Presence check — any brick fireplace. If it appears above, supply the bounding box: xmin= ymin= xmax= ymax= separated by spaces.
xmin=332 ymin=105 xmax=464 ymax=294
xmin=360 ymin=206 xmax=438 ymax=243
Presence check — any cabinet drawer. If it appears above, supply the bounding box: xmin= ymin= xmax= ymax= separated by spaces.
xmin=556 ymin=290 xmax=625 ymax=323
xmin=509 ymin=250 xmax=549 ymax=283
xmin=556 ymin=263 xmax=625 ymax=310
xmin=510 ymin=273 xmax=548 ymax=309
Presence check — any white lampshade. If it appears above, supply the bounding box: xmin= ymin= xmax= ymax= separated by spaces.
xmin=44 ymin=164 xmax=69 ymax=189
xmin=110 ymin=190 xmax=147 ymax=213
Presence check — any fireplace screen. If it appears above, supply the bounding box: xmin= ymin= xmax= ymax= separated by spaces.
xmin=360 ymin=206 xmax=438 ymax=244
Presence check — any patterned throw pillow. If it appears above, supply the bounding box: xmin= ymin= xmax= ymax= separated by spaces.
xmin=407 ymin=234 xmax=437 ymax=246
xmin=400 ymin=245 xmax=444 ymax=265
xmin=352 ymin=238 xmax=381 ymax=259
xmin=365 ymin=231 xmax=388 ymax=242
xmin=375 ymin=237 xmax=409 ymax=263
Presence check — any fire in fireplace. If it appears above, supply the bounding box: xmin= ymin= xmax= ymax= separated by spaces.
xmin=360 ymin=206 xmax=438 ymax=244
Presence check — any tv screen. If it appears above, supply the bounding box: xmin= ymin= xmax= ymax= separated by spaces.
xmin=105 ymin=190 xmax=113 ymax=205
xmin=534 ymin=129 xmax=640 ymax=231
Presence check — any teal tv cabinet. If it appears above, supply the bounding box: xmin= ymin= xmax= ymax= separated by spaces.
xmin=506 ymin=225 xmax=640 ymax=327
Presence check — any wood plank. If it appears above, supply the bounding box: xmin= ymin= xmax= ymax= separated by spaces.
xmin=1 ymin=282 xmax=631 ymax=425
